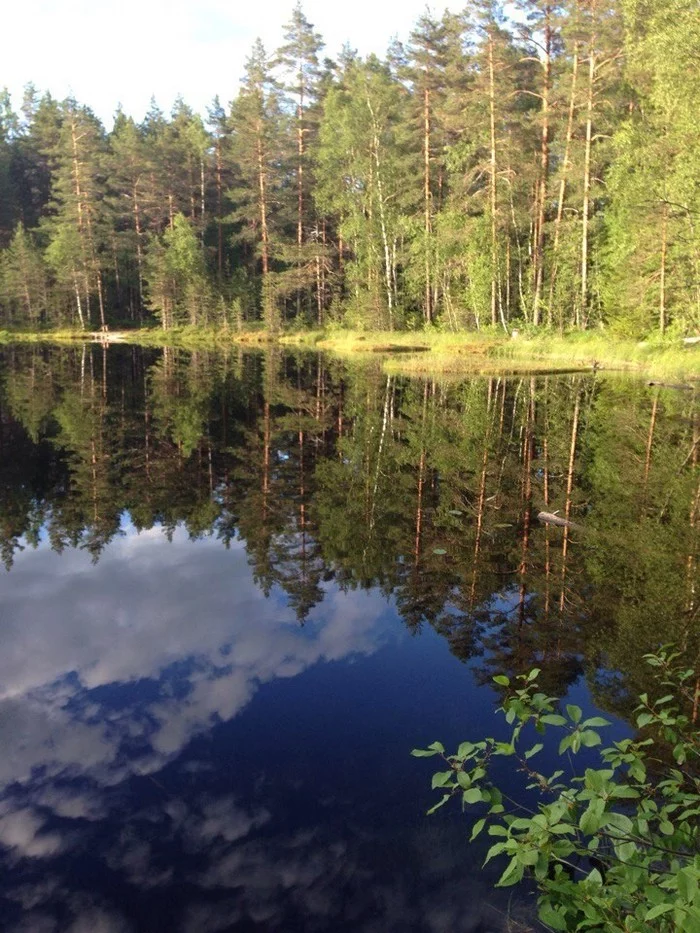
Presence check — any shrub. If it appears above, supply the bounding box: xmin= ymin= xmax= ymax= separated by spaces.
xmin=413 ymin=649 xmax=700 ymax=932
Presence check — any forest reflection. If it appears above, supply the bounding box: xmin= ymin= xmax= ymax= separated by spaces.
xmin=1 ymin=343 xmax=697 ymax=723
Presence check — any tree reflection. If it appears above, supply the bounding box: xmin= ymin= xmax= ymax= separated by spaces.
xmin=0 ymin=343 xmax=697 ymax=718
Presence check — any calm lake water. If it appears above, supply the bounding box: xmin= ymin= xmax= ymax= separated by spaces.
xmin=0 ymin=344 xmax=697 ymax=933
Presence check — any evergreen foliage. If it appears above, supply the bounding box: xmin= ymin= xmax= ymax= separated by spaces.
xmin=0 ymin=1 xmax=699 ymax=335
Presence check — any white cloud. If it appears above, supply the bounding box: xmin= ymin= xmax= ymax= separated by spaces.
xmin=0 ymin=807 xmax=63 ymax=859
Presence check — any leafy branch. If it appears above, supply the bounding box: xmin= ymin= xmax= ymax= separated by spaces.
xmin=412 ymin=648 xmax=700 ymax=932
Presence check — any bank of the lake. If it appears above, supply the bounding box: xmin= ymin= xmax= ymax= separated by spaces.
xmin=2 ymin=325 xmax=699 ymax=379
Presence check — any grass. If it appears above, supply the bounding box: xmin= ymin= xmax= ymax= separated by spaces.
xmin=280 ymin=327 xmax=700 ymax=379
xmin=2 ymin=325 xmax=698 ymax=379
xmin=0 ymin=324 xmax=274 ymax=348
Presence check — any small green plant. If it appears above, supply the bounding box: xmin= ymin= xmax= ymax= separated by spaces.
xmin=412 ymin=649 xmax=700 ymax=932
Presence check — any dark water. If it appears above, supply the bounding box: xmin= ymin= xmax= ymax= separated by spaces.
xmin=0 ymin=344 xmax=697 ymax=933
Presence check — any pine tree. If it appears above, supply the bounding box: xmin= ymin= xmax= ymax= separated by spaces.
xmin=106 ymin=110 xmax=151 ymax=316
xmin=228 ymin=39 xmax=287 ymax=331
xmin=603 ymin=0 xmax=700 ymax=334
xmin=43 ymin=99 xmax=109 ymax=328
xmin=0 ymin=89 xmax=20 ymax=245
xmin=275 ymin=3 xmax=325 ymax=321
xmin=316 ymin=55 xmax=412 ymax=329
xmin=403 ymin=11 xmax=471 ymax=325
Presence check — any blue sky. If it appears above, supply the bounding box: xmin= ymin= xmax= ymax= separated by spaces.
xmin=5 ymin=1 xmax=465 ymax=126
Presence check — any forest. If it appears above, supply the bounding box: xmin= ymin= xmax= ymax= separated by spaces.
xmin=0 ymin=0 xmax=699 ymax=338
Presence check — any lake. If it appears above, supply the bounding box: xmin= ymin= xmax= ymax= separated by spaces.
xmin=0 ymin=344 xmax=697 ymax=933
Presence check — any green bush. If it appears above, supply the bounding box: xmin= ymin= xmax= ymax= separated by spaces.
xmin=413 ymin=649 xmax=700 ymax=932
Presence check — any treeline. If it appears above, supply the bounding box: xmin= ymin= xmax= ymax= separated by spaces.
xmin=1 ymin=344 xmax=698 ymax=705
xmin=0 ymin=0 xmax=699 ymax=336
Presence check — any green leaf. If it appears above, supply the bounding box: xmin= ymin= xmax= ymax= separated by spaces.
xmin=605 ymin=812 xmax=633 ymax=834
xmin=427 ymin=741 xmax=445 ymax=753
xmin=484 ymin=842 xmax=506 ymax=864
xmin=526 ymin=668 xmax=541 ymax=682
xmin=659 ymin=819 xmax=674 ymax=835
xmin=457 ymin=742 xmax=474 ymax=758
xmin=541 ymin=714 xmax=567 ymax=726
xmin=677 ymin=868 xmax=698 ymax=904
xmin=432 ymin=770 xmax=454 ymax=789
xmin=538 ymin=903 xmax=569 ymax=931
xmin=614 ymin=840 xmax=637 ymax=862
xmin=432 ymin=547 xmax=447 ymax=555
xmin=426 ymin=794 xmax=451 ymax=815
xmin=411 ymin=748 xmax=439 ymax=757
xmin=580 ymin=798 xmax=605 ymax=835
xmin=457 ymin=771 xmax=471 ymax=790
xmin=645 ymin=903 xmax=674 ymax=920
xmin=566 ymin=704 xmax=582 ymax=724
xmin=463 ymin=787 xmax=482 ymax=805
xmin=524 ymin=743 xmax=544 ymax=760
xmin=582 ymin=717 xmax=611 ymax=728
xmin=496 ymin=855 xmax=524 ymax=887
xmin=610 ymin=785 xmax=640 ymax=799
xmin=580 ymin=730 xmax=602 ymax=747
xmin=493 ymin=675 xmax=510 ymax=687
xmin=470 ymin=818 xmax=486 ymax=841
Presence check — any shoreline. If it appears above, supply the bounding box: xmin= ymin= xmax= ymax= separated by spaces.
xmin=1 ymin=326 xmax=698 ymax=379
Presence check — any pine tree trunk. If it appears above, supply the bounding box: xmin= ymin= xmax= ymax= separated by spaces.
xmin=533 ymin=12 xmax=552 ymax=327
xmin=423 ymin=86 xmax=432 ymax=325
xmin=257 ymin=126 xmax=270 ymax=276
xmin=296 ymin=90 xmax=304 ymax=319
xmin=366 ymin=94 xmax=394 ymax=327
xmin=216 ymin=137 xmax=223 ymax=278
xmin=548 ymin=45 xmax=579 ymax=327
xmin=133 ymin=186 xmax=144 ymax=308
xmin=488 ymin=31 xmax=499 ymax=327
xmin=660 ymin=202 xmax=668 ymax=334
xmin=581 ymin=45 xmax=595 ymax=328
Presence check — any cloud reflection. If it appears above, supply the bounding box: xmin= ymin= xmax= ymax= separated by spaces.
xmin=0 ymin=524 xmax=521 ymax=931
xmin=0 ymin=524 xmax=388 ymax=793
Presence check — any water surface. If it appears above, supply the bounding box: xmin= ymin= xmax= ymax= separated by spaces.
xmin=0 ymin=345 xmax=697 ymax=933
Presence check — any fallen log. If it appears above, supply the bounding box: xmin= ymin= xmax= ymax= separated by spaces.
xmin=647 ymin=381 xmax=694 ymax=391
xmin=537 ymin=511 xmax=582 ymax=530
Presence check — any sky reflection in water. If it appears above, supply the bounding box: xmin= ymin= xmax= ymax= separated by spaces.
xmin=1 ymin=344 xmax=695 ymax=932
xmin=0 ymin=519 xmax=520 ymax=933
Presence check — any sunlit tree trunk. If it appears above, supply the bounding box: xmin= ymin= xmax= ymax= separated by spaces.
xmin=659 ymin=201 xmax=668 ymax=334
xmin=532 ymin=10 xmax=552 ymax=326
xmin=548 ymin=44 xmax=579 ymax=327
xmin=580 ymin=43 xmax=595 ymax=326
xmin=423 ymin=87 xmax=432 ymax=324
xmin=488 ymin=29 xmax=499 ymax=327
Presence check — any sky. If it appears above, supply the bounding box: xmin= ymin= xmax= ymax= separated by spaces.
xmin=4 ymin=0 xmax=464 ymax=127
